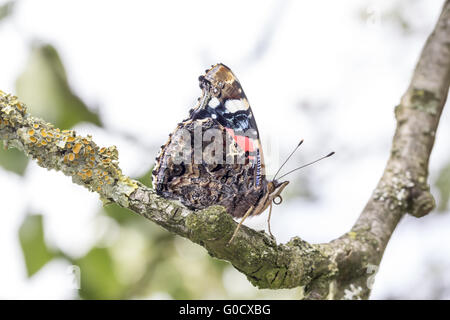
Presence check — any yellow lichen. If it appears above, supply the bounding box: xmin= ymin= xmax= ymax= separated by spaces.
xmin=73 ymin=143 xmax=82 ymax=154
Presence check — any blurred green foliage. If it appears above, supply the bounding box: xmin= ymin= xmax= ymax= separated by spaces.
xmin=0 ymin=43 xmax=103 ymax=176
xmin=136 ymin=166 xmax=154 ymax=189
xmin=75 ymin=247 xmax=124 ymax=299
xmin=0 ymin=143 xmax=28 ymax=175
xmin=435 ymin=162 xmax=450 ymax=212
xmin=18 ymin=214 xmax=54 ymax=277
xmin=0 ymin=1 xmax=14 ymax=24
xmin=16 ymin=44 xmax=102 ymax=129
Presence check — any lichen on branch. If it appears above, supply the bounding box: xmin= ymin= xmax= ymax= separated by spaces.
xmin=0 ymin=90 xmax=137 ymax=207
xmin=0 ymin=89 xmax=333 ymax=293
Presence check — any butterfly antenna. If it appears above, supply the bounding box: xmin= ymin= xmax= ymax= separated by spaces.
xmin=277 ymin=152 xmax=335 ymax=180
xmin=273 ymin=139 xmax=304 ymax=180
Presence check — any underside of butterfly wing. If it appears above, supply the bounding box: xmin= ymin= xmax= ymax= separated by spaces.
xmin=153 ymin=63 xmax=282 ymax=218
xmin=153 ymin=117 xmax=268 ymax=218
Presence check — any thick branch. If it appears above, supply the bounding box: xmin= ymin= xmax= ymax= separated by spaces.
xmin=310 ymin=1 xmax=450 ymax=299
xmin=0 ymin=91 xmax=330 ymax=290
xmin=0 ymin=0 xmax=449 ymax=299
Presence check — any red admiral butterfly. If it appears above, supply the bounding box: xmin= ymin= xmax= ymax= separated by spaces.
xmin=153 ymin=63 xmax=333 ymax=243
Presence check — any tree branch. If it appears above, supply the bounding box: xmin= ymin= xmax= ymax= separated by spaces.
xmin=1 ymin=0 xmax=449 ymax=299
xmin=0 ymin=90 xmax=330 ymax=290
xmin=309 ymin=1 xmax=450 ymax=299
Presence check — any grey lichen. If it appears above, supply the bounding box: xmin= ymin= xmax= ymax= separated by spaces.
xmin=185 ymin=205 xmax=235 ymax=242
xmin=409 ymin=89 xmax=441 ymax=115
xmin=343 ymin=284 xmax=364 ymax=300
xmin=372 ymin=167 xmax=433 ymax=217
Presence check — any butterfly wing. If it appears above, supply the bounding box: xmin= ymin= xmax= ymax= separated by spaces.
xmin=153 ymin=64 xmax=270 ymax=218
xmin=190 ymin=63 xmax=266 ymax=186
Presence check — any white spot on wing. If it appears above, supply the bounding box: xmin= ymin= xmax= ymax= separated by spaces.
xmin=209 ymin=97 xmax=220 ymax=108
xmin=225 ymin=99 xmax=248 ymax=113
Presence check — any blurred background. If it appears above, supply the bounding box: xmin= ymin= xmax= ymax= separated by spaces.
xmin=0 ymin=0 xmax=449 ymax=299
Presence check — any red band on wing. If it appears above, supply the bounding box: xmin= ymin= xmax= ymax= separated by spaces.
xmin=225 ymin=128 xmax=256 ymax=154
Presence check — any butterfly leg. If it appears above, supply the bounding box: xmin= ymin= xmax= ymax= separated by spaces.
xmin=267 ymin=202 xmax=274 ymax=238
xmin=228 ymin=206 xmax=254 ymax=245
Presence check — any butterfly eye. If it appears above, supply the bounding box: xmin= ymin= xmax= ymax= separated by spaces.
xmin=273 ymin=195 xmax=283 ymax=205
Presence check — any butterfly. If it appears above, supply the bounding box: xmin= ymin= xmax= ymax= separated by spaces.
xmin=153 ymin=63 xmax=333 ymax=243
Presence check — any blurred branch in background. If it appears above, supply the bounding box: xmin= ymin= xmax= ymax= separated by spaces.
xmin=0 ymin=0 xmax=449 ymax=300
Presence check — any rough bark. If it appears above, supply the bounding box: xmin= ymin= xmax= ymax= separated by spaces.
xmin=1 ymin=1 xmax=449 ymax=299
